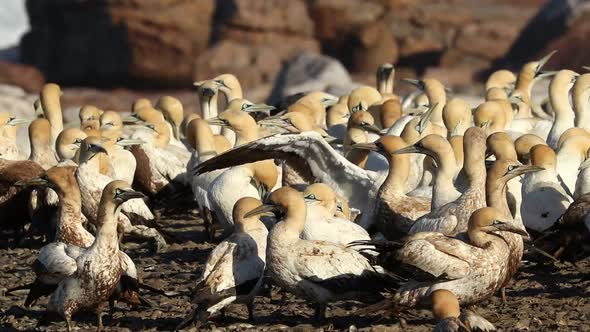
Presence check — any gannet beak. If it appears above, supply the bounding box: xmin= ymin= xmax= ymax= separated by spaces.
xmin=362 ymin=123 xmax=383 ymax=135
xmin=200 ymin=87 xmax=216 ymax=98
xmin=392 ymin=145 xmax=421 ymax=155
xmin=583 ymin=66 xmax=590 ymax=72
xmin=402 ymin=105 xmax=427 ymax=115
xmin=378 ymin=66 xmax=394 ymax=81
xmin=14 ymin=176 xmax=49 ymax=188
xmin=351 ymin=142 xmax=378 ymax=152
xmin=416 ymin=102 xmax=437 ymax=134
xmin=322 ymin=135 xmax=339 ymax=143
xmin=508 ymin=164 xmax=544 ymax=176
xmin=401 ymin=78 xmax=424 ymax=90
xmin=535 ymin=71 xmax=558 ymax=79
xmin=243 ymin=104 xmax=277 ymax=114
xmin=244 ymin=204 xmax=281 ymax=218
xmin=8 ymin=117 xmax=32 ymax=126
xmin=123 ymin=115 xmax=142 ymax=124
xmin=116 ymin=189 xmax=147 ymax=201
xmin=535 ymin=50 xmax=557 ymax=75
xmin=116 ymin=138 xmax=145 ymax=147
xmin=579 ymin=158 xmax=590 ymax=171
xmin=207 ymin=117 xmax=228 ymax=127
xmin=90 ymin=145 xmax=109 ymax=156
xmin=193 ymin=80 xmax=204 ymax=87
xmin=321 ymin=97 xmax=339 ymax=107
xmin=494 ymin=221 xmax=530 ymax=239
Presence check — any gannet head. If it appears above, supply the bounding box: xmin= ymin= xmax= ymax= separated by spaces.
xmin=99 ymin=110 xmax=123 ymax=140
xmin=392 ymin=134 xmax=447 ymax=162
xmin=79 ymin=136 xmax=108 ymax=162
xmin=286 ymin=103 xmax=316 ymax=122
xmin=226 ymin=98 xmax=275 ymax=115
xmin=16 ymin=165 xmax=78 ymax=196
xmin=380 ymin=99 xmax=402 ymax=129
xmin=249 ymin=160 xmax=279 ymax=200
xmin=514 ymin=134 xmax=546 ymax=164
xmin=485 ymin=69 xmax=517 ymax=91
xmin=181 ymin=113 xmax=201 ymax=139
xmin=490 ymin=159 xmax=544 ymax=184
xmin=132 ymin=98 xmax=153 ymax=113
xmin=302 ymin=183 xmax=337 ymax=215
xmin=212 ymin=73 xmax=242 ymax=101
xmin=486 ymin=87 xmax=509 ymax=102
xmin=469 ymin=207 xmax=529 ymax=240
xmin=473 ymin=101 xmax=505 ymax=135
xmin=244 ymin=187 xmax=302 ymax=222
xmin=326 ymin=103 xmax=350 ymax=128
xmin=103 ymin=180 xmax=146 ymax=206
xmin=187 ymin=118 xmax=216 ymax=156
xmin=233 ymin=196 xmax=264 ymax=230
xmin=530 ymin=144 xmax=556 ymax=171
xmin=0 ymin=112 xmax=30 ymax=139
xmin=56 ymin=127 xmax=87 ymax=161
xmin=334 ymin=194 xmax=351 ymax=220
xmin=348 ymin=110 xmax=382 ymax=135
xmin=347 ymin=86 xmax=382 ymax=114
xmin=156 ymin=96 xmax=184 ymax=139
xmin=40 ymin=83 xmax=63 ymax=118
xmin=430 ymin=289 xmax=461 ymax=320
xmin=197 ymin=81 xmax=219 ymax=101
xmin=376 ymin=63 xmax=395 ymax=86
xmin=79 ymin=105 xmax=102 ymax=131
xmin=486 ymin=131 xmax=514 ymax=160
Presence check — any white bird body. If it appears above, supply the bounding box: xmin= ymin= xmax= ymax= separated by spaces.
xmin=302 ymin=203 xmax=371 ymax=246
xmin=521 ymin=170 xmax=572 ymax=232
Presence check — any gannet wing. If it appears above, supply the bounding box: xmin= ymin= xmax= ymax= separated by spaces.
xmin=35 ymin=242 xmax=81 ymax=285
xmin=195 ymin=132 xmax=380 ymax=213
xmin=409 ymin=214 xmax=458 ymax=235
xmin=396 ymin=234 xmax=473 ymax=281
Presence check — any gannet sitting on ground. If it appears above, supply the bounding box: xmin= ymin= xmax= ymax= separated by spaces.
xmin=300 ymin=183 xmax=372 ymax=246
xmin=351 ymin=207 xmax=528 ymax=307
xmin=207 ymin=160 xmax=279 ymax=236
xmin=245 ymin=187 xmax=397 ymax=320
xmin=177 ymin=197 xmax=268 ymax=329
xmin=521 ymin=144 xmax=572 ymax=233
xmin=0 ymin=112 xmax=29 ymax=160
xmin=76 ymin=137 xmax=166 ymax=250
xmin=45 ymin=180 xmax=145 ymax=332
xmin=430 ymin=289 xmax=496 ymax=332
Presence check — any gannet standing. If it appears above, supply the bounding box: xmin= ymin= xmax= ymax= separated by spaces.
xmin=245 ymin=187 xmax=396 ymax=320
xmin=177 ymin=197 xmax=267 ymax=328
xmin=46 ymin=180 xmax=145 ymax=332
xmin=521 ymin=144 xmax=572 ymax=232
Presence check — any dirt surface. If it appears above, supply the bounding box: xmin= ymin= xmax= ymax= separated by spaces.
xmin=0 ymin=196 xmax=589 ymax=332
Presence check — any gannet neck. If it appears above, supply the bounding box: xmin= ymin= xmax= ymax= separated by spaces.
xmin=376 ymin=63 xmax=395 ymax=95
xmin=199 ymin=84 xmax=219 ymax=119
xmin=549 ymin=70 xmax=576 ymax=126
xmin=423 ymin=78 xmax=446 ymax=125
xmin=515 ymin=62 xmax=537 ymax=102
xmin=573 ymin=73 xmax=590 ymax=130
xmin=382 ymin=150 xmax=410 ymax=195
xmin=462 ymin=128 xmax=487 ymax=185
xmin=442 ymin=98 xmax=471 ymax=137
xmin=380 ymin=99 xmax=402 ymax=128
xmin=283 ymin=195 xmax=307 ymax=238
xmin=192 ymin=119 xmax=217 ymax=162
xmin=40 ymin=83 xmax=64 ymax=144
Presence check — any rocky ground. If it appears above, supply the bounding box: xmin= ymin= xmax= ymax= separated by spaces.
xmin=0 ymin=194 xmax=588 ymax=332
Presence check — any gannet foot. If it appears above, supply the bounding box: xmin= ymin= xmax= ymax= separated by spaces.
xmin=247 ymin=302 xmax=255 ymax=322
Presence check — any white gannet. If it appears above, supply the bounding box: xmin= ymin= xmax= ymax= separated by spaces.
xmin=0 ymin=112 xmax=29 ymax=160
xmin=76 ymin=137 xmax=166 ymax=250
xmin=177 ymin=197 xmax=268 ymax=328
xmin=547 ymin=70 xmax=578 ymax=149
xmin=28 ymin=118 xmax=58 ymax=170
xmin=301 ymin=183 xmax=371 ymax=246
xmin=245 ymin=187 xmax=396 ymax=320
xmin=208 ymin=160 xmax=279 ymax=236
xmin=556 ymin=135 xmax=590 ymax=195
xmin=521 ymin=144 xmax=572 ymax=233
xmin=352 ymin=207 xmax=528 ymax=307
xmin=46 ymin=180 xmax=146 ymax=331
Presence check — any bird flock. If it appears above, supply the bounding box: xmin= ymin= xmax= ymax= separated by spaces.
xmin=1 ymin=51 xmax=589 ymax=331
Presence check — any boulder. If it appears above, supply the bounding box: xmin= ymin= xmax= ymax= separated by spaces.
xmin=0 ymin=60 xmax=45 ymax=92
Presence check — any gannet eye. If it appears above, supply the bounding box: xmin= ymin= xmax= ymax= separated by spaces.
xmin=241 ymin=103 xmax=250 ymax=110
xmin=507 ymin=165 xmax=516 ymax=172
xmin=492 ymin=220 xmax=504 ymax=226
xmin=305 ymin=194 xmax=317 ymax=201
xmin=74 ymin=138 xmax=82 ymax=144
xmin=336 ymin=202 xmax=343 ymax=212
xmin=115 ymin=188 xmax=123 ymax=196
xmin=147 ymin=124 xmax=155 ymax=130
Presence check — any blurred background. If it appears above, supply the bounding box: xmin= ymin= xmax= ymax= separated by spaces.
xmin=0 ymin=0 xmax=589 ymax=114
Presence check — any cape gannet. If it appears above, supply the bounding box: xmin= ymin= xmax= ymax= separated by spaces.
xmin=557 ymin=127 xmax=590 ymax=150
xmin=212 ymin=73 xmax=243 ymax=103
xmin=351 ymin=207 xmax=528 ymax=307
xmin=295 ymin=91 xmax=338 ymax=128
xmin=28 ymin=118 xmax=58 ymax=170
xmin=431 ymin=289 xmax=496 ymax=332
xmin=575 ymin=148 xmax=590 ymax=198
xmin=79 ymin=105 xmax=102 ymax=131
xmin=245 ymin=187 xmax=396 ymax=320
xmin=514 ymin=134 xmax=546 ymax=164
xmin=521 ymin=144 xmax=572 ymax=232
xmin=301 ymin=183 xmax=371 ymax=246
xmin=442 ymin=98 xmax=472 ymax=138
xmin=485 ymin=69 xmax=516 ymax=91
xmin=547 ymin=70 xmax=577 ymax=149
xmin=99 ymin=111 xmax=139 ymax=184
xmin=406 ymin=128 xmax=487 ymax=236
xmin=155 ymin=96 xmax=185 ymax=143
xmin=353 ymin=135 xmax=430 ymax=239
xmin=76 ymin=137 xmax=166 ymax=250
xmin=402 ymin=78 xmax=447 ymax=137
xmin=556 ymin=135 xmax=590 ymax=195
xmin=39 ymin=83 xmax=64 ymax=148
xmin=46 ymin=180 xmax=146 ymax=332
xmin=0 ymin=112 xmax=29 ymax=160
xmin=207 ymin=160 xmax=279 ymax=235
xmin=177 ymin=197 xmax=268 ymax=329
xmin=376 ymin=63 xmax=399 ymax=101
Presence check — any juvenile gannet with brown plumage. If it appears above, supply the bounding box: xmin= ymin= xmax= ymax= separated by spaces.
xmin=430 ymin=289 xmax=496 ymax=332
xmin=246 ymin=186 xmax=396 ymax=320
xmin=301 ymin=183 xmax=371 ymax=246
xmin=353 ymin=135 xmax=430 ymax=239
xmin=76 ymin=137 xmax=166 ymax=249
xmin=0 ymin=112 xmax=29 ymax=160
xmin=207 ymin=160 xmax=279 ymax=236
xmin=351 ymin=207 xmax=528 ymax=308
xmin=177 ymin=197 xmax=267 ymax=329
xmin=79 ymin=105 xmax=102 ymax=131
xmin=405 ymin=128 xmax=487 ymax=236
xmin=521 ymin=144 xmax=572 ymax=232
xmin=46 ymin=180 xmax=146 ymax=332
xmin=547 ymin=70 xmax=578 ymax=149
xmin=28 ymin=118 xmax=58 ymax=169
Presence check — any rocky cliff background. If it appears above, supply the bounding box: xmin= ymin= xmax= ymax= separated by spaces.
xmin=0 ymin=0 xmax=589 ymax=108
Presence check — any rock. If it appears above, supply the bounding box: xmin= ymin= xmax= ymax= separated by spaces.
xmin=0 ymin=60 xmax=45 ymax=92
xmin=21 ymin=0 xmax=215 ymax=86
xmin=350 ymin=21 xmax=398 ymax=73
xmin=266 ymin=53 xmax=355 ymax=106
